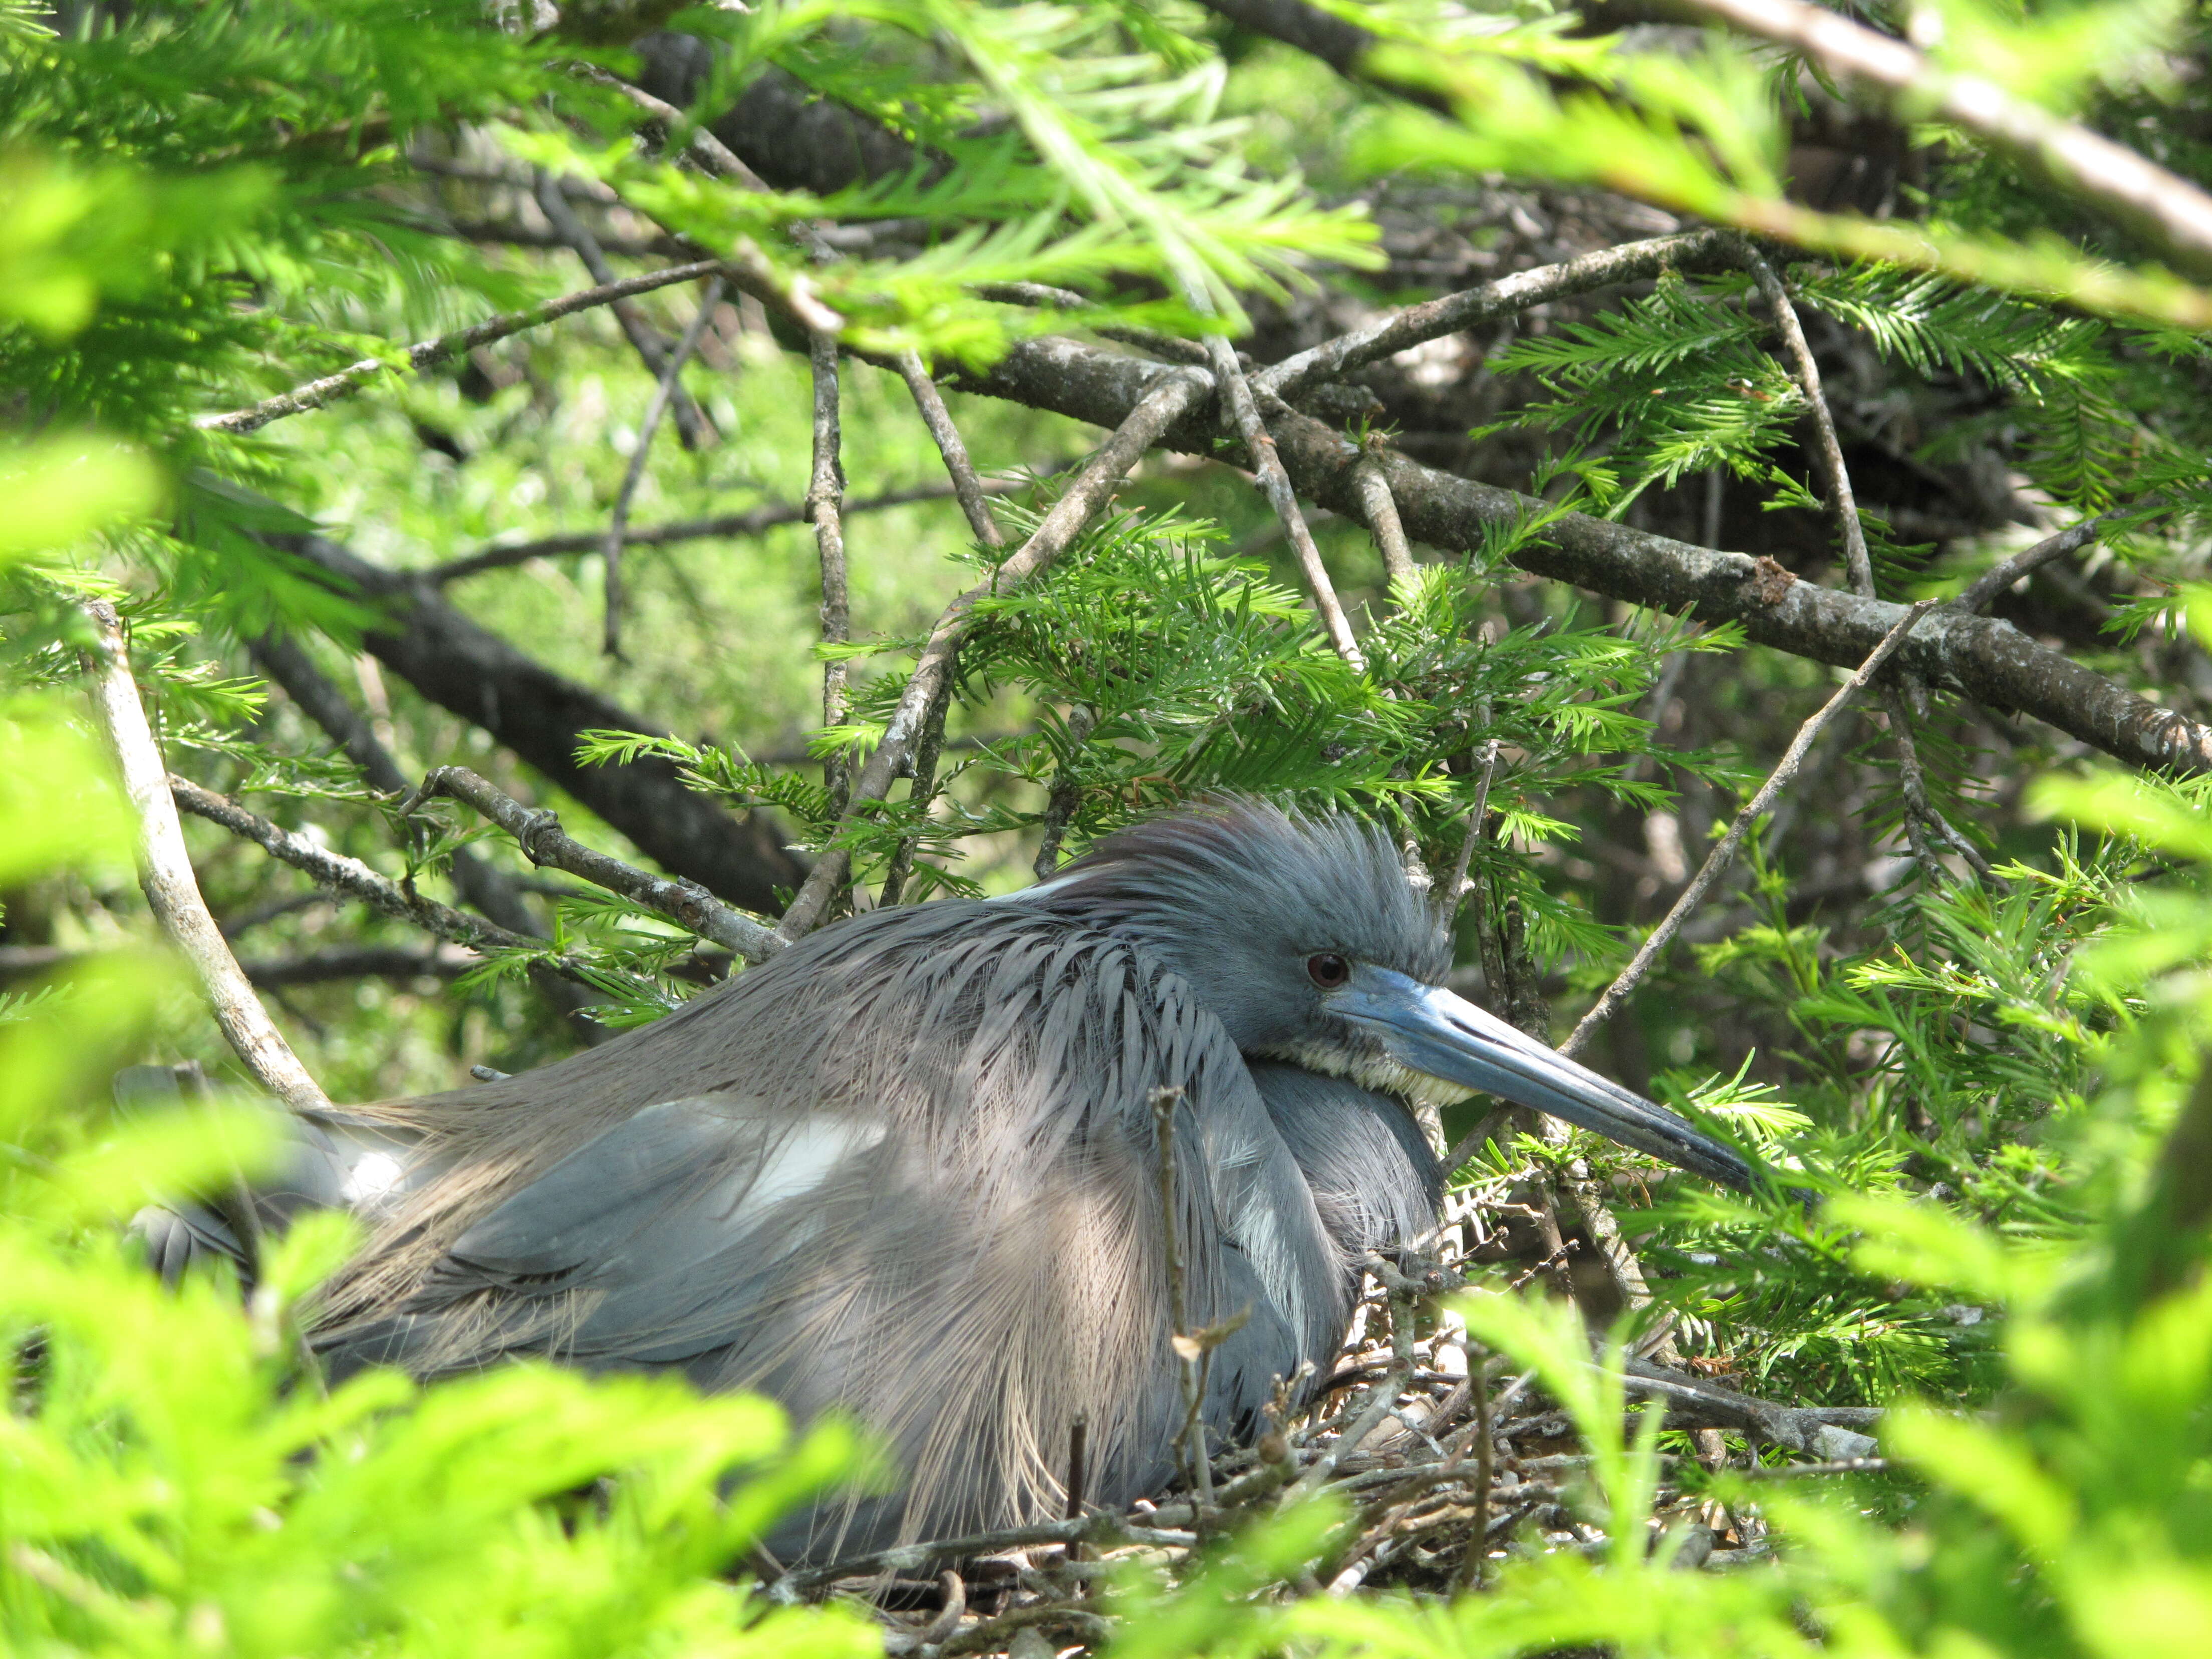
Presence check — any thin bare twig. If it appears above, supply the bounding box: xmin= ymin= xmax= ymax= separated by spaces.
xmin=1956 ymin=511 xmax=2128 ymax=613
xmin=168 ymin=777 xmax=586 ymax=967
xmin=1746 ymin=252 xmax=1873 ymax=601
xmin=604 ymin=277 xmax=726 ymax=656
xmin=246 ymin=635 xmax=605 ymax=1036
xmin=1445 ymin=738 xmax=1502 ymax=922
xmin=84 ymin=607 xmax=331 ymax=1115
xmin=1564 ymin=599 xmax=1939 ymax=1056
xmin=569 ymin=62 xmax=772 ymax=190
xmin=1351 ymin=456 xmax=1418 ymax=590
xmin=398 ymin=765 xmax=782 ymax=961
xmin=1255 ymin=229 xmax=1743 ymax=402
xmin=1202 ymin=332 xmax=1365 ymax=669
xmin=567 ymin=64 xmax=840 ymax=268
xmin=1153 ymin=1086 xmax=1213 ymax=1503
xmin=427 ymin=478 xmax=1039 ymax=584
xmin=972 ymin=280 xmax=1213 ymax=364
xmin=773 ymin=368 xmax=1212 ymax=941
xmin=196 ymin=260 xmax=731 ymax=435
xmin=875 ymin=351 xmax=1009 ymax=902
xmin=1033 ymin=705 xmax=1099 ymax=882
xmin=533 ymin=171 xmax=715 ymax=451
xmin=895 ymin=351 xmax=1007 ymax=550
xmin=1748 ymin=250 xmax=1988 ymax=879
xmin=875 ymin=667 xmax=955 ymax=908
xmin=807 ymin=331 xmax=853 ymax=821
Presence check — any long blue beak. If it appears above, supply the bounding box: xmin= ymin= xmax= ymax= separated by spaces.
xmin=1329 ymin=968 xmax=1756 ymax=1190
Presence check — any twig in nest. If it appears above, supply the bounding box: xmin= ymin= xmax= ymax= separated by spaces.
xmin=1455 ymin=1354 xmax=1498 ymax=1591
xmin=1152 ymin=1086 xmax=1214 ymax=1503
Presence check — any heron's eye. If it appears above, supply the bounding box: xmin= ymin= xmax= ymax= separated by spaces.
xmin=1305 ymin=953 xmax=1350 ymax=990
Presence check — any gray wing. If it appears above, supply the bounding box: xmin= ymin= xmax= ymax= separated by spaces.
xmin=312 ymin=904 xmax=1334 ymax=1561
xmin=117 ymin=1065 xmax=427 ymax=1287
xmin=1251 ymin=1060 xmax=1442 ymax=1292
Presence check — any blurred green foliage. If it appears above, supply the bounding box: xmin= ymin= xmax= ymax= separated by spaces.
xmin=6 ymin=1 xmax=2212 ymax=1654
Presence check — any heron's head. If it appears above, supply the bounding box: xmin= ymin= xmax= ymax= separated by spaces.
xmin=1017 ymin=798 xmax=1753 ymax=1190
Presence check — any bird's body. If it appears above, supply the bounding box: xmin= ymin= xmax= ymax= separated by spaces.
xmin=149 ymin=801 xmax=1754 ymax=1562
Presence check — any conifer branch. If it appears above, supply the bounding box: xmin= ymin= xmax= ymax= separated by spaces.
xmin=954 ymin=335 xmax=2212 ymax=778
xmin=1680 ymin=0 xmax=2212 ymax=282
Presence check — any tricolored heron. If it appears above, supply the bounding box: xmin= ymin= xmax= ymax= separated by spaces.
xmin=146 ymin=799 xmax=1755 ymax=1558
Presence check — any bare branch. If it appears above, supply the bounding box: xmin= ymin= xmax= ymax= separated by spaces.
xmin=81 ymin=604 xmax=330 ymax=1114
xmin=953 ymin=334 xmax=2212 ymax=777
xmin=1253 ymin=230 xmax=1744 ymax=402
xmin=1746 ymin=251 xmax=1874 ymax=600
xmin=1749 ymin=250 xmax=1988 ymax=879
xmin=1563 ymin=600 xmax=1938 ymax=1057
xmin=532 ymin=171 xmax=716 ymax=451
xmin=1351 ymin=456 xmax=1418 ymax=591
xmin=603 ymin=276 xmax=725 ymax=656
xmin=875 ymin=667 xmax=956 ymax=908
xmin=426 ymin=478 xmax=1032 ymax=585
xmin=572 ymin=63 xmax=841 ymax=267
xmin=807 ymin=331 xmax=853 ymax=821
xmin=973 ymin=281 xmax=1213 ymax=364
xmin=238 ymin=944 xmax=479 ymax=987
xmin=1679 ymin=0 xmax=2212 ymax=282
xmin=1203 ymin=333 xmax=1365 ymax=668
xmin=570 ymin=61 xmax=772 ymax=190
xmin=398 ymin=766 xmax=783 ymax=962
xmin=274 ymin=532 xmax=809 ymax=915
xmin=248 ymin=632 xmax=609 ymax=1035
xmin=773 ymin=367 xmax=1213 ymax=941
xmin=1957 ymin=510 xmax=2129 ymax=613
xmin=171 ymin=775 xmax=540 ymax=960
xmin=894 ymin=351 xmax=1007 ymax=549
xmin=196 ymin=260 xmax=728 ymax=435
xmin=1445 ymin=738 xmax=1501 ymax=923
